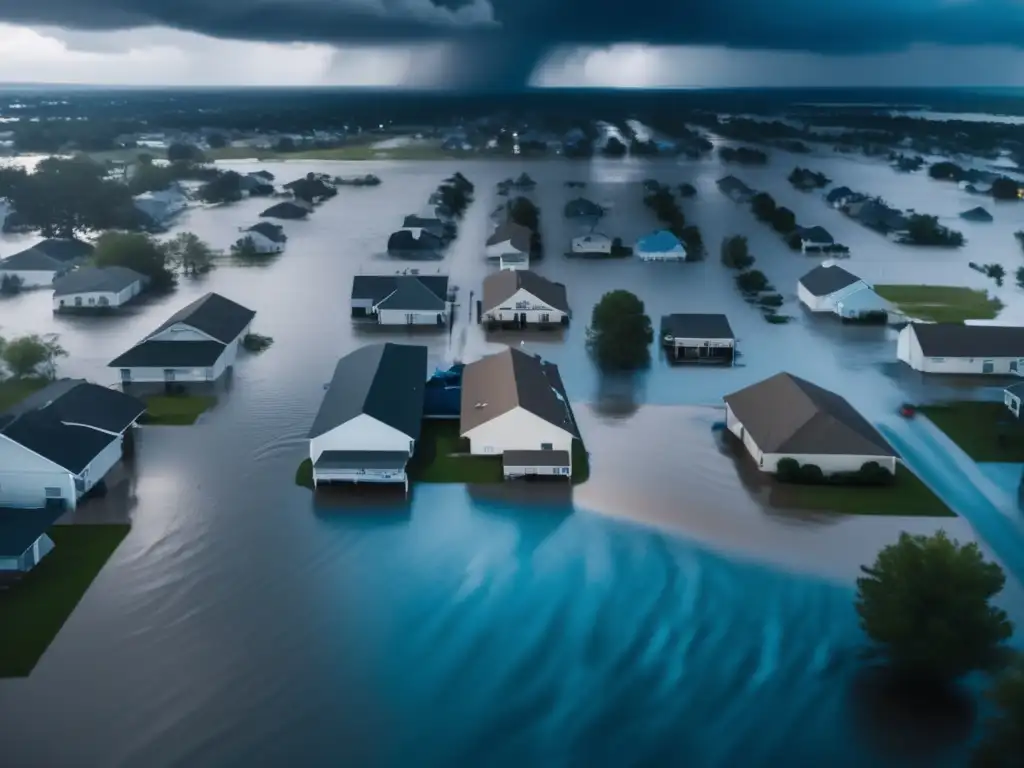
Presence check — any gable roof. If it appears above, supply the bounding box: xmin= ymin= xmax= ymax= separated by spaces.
xmin=2 ymin=412 xmax=118 ymax=474
xmin=146 ymin=292 xmax=255 ymax=345
xmin=460 ymin=348 xmax=578 ymax=437
xmin=109 ymin=340 xmax=227 ymax=368
xmin=564 ymin=197 xmax=603 ymax=217
xmin=308 ymin=343 xmax=428 ymax=440
xmin=0 ymin=378 xmax=145 ymax=435
xmin=0 ymin=507 xmax=65 ymax=557
xmin=909 ymin=323 xmax=1024 ymax=358
xmin=351 ymin=274 xmax=448 ymax=304
xmin=53 ymin=266 xmax=146 ymax=297
xmin=1 ymin=249 xmax=65 ymax=272
xmin=660 ymin=313 xmax=734 ymax=340
xmin=724 ymin=372 xmax=894 ymax=457
xmin=717 ymin=175 xmax=753 ymax=194
xmin=482 ymin=269 xmax=570 ymax=314
xmin=486 ymin=220 xmax=533 ymax=252
xmin=375 ymin=275 xmax=448 ymax=311
xmin=798 ymin=263 xmax=862 ymax=297
xmin=260 ymin=202 xmax=308 ymax=219
xmin=636 ymin=230 xmax=684 ymax=253
xmin=29 ymin=239 xmax=93 ymax=263
xmin=245 ymin=222 xmax=287 ymax=242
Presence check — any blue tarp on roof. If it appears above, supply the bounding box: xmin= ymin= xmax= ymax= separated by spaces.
xmin=636 ymin=230 xmax=683 ymax=253
xmin=0 ymin=507 xmax=63 ymax=557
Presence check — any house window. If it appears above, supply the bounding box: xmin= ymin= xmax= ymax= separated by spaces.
xmin=1010 ymin=396 xmax=1021 ymax=417
xmin=163 ymin=369 xmax=176 ymax=382
xmin=541 ymin=443 xmax=553 ymax=450
xmin=44 ymin=487 xmax=62 ymax=499
xmin=87 ymin=297 xmax=96 ymax=305
xmin=120 ymin=368 xmax=131 ymax=382
xmin=540 ymin=313 xmax=550 ymax=323
xmin=74 ymin=296 xmax=83 ymax=306
xmin=99 ymin=296 xmax=109 ymax=306
xmin=983 ymin=360 xmax=995 ymax=374
xmin=59 ymin=299 xmax=65 ymax=307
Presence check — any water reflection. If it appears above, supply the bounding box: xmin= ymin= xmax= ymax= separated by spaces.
xmin=591 ymin=371 xmax=645 ymax=420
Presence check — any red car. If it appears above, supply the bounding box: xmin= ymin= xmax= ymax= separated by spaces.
xmin=899 ymin=404 xmax=916 ymax=419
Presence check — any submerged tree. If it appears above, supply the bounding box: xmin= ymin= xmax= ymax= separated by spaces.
xmin=586 ymin=289 xmax=653 ymax=371
xmin=163 ymin=232 xmax=217 ymax=275
xmin=973 ymin=657 xmax=1024 ymax=767
xmin=1 ymin=333 xmax=66 ymax=379
xmin=92 ymin=231 xmax=176 ymax=292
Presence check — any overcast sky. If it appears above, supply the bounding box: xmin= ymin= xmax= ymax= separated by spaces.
xmin=2 ymin=24 xmax=1024 ymax=88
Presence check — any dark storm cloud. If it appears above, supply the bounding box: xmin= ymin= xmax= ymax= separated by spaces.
xmin=2 ymin=0 xmax=1024 ymax=85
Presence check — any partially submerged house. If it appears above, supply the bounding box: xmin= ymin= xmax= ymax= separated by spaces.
xmin=960 ymin=206 xmax=994 ymax=222
xmin=0 ymin=239 xmax=94 ymax=288
xmin=797 ymin=262 xmax=890 ymax=321
xmin=307 ymin=343 xmax=428 ymax=492
xmin=133 ymin=185 xmax=188 ymax=226
xmin=350 ymin=273 xmax=450 ymax=325
xmin=897 ymin=323 xmax=1024 ymax=374
xmin=387 ymin=228 xmax=445 ymax=256
xmin=724 ymin=372 xmax=897 ymax=475
xmin=717 ymin=175 xmax=755 ymax=203
xmin=0 ymin=507 xmax=64 ymax=583
xmin=460 ymin=347 xmax=578 ymax=480
xmin=795 ymin=226 xmax=835 ymax=253
xmin=481 ymin=269 xmax=570 ymax=327
xmin=403 ymin=215 xmax=451 ymax=241
xmin=0 ymin=378 xmax=145 ymax=509
xmin=846 ymin=199 xmax=908 ymax=233
xmin=635 ymin=230 xmax=686 ymax=261
xmin=238 ymin=222 xmax=287 ymax=254
xmin=660 ymin=314 xmax=735 ymax=364
xmin=260 ymin=201 xmax=310 ymax=220
xmin=570 ymin=233 xmax=612 ymax=256
xmin=109 ymin=292 xmax=256 ymax=385
xmin=485 ymin=220 xmax=533 ymax=261
xmin=564 ymin=197 xmax=603 ymax=220
xmin=825 ymin=186 xmax=861 ymax=208
xmin=52 ymin=266 xmax=146 ymax=313
xmin=1004 ymin=382 xmax=1024 ymax=419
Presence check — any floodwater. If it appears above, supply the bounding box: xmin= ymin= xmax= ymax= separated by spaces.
xmin=1 ymin=149 xmax=1024 ymax=767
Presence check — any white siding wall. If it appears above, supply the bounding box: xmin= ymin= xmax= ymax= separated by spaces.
xmin=52 ymin=281 xmax=142 ymax=311
xmin=119 ymin=349 xmax=229 ymax=384
xmin=797 ymin=279 xmax=868 ymax=314
xmin=897 ymin=325 xmax=1024 ymax=374
xmin=0 ymin=434 xmax=75 ymax=508
xmin=80 ymin=437 xmax=123 ymax=493
xmin=668 ymin=336 xmax=734 ymax=351
xmin=482 ymin=288 xmax=566 ymax=324
xmin=463 ymin=407 xmax=574 ymax=456
xmin=636 ymin=247 xmax=686 ymax=261
xmin=0 ymin=269 xmax=57 ymax=288
xmin=376 ymin=308 xmax=446 ymax=326
xmin=309 ymin=414 xmax=414 ymax=465
xmin=486 ymin=241 xmax=525 ymax=260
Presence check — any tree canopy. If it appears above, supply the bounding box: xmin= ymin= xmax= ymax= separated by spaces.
xmin=162 ymin=232 xmax=217 ymax=275
xmin=92 ymin=231 xmax=176 ymax=292
xmin=721 ymin=235 xmax=754 ymax=269
xmin=0 ymin=333 xmax=66 ymax=379
xmin=587 ymin=289 xmax=653 ymax=370
xmin=507 ymin=196 xmax=539 ymax=231
xmin=198 ymin=170 xmax=244 ymax=204
xmin=856 ymin=531 xmax=1013 ymax=683
xmin=167 ymin=142 xmax=204 ymax=163
xmin=973 ymin=657 xmax=1024 ymax=767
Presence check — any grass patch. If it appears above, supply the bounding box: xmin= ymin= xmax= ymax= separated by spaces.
xmin=918 ymin=401 xmax=1024 ymax=462
xmin=407 ymin=420 xmax=503 ymax=483
xmin=0 ymin=377 xmax=50 ymax=410
xmin=0 ymin=524 xmax=130 ymax=678
xmin=296 ymin=458 xmax=313 ymax=489
xmin=874 ymin=285 xmax=1003 ymax=323
xmin=775 ymin=465 xmax=955 ymax=516
xmin=140 ymin=394 xmax=217 ymax=426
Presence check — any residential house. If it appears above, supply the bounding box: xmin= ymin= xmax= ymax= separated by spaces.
xmin=825 ymin=186 xmax=859 ymax=208
xmin=570 ymin=233 xmax=613 ymax=255
xmin=481 ymin=270 xmax=570 ymax=327
xmin=717 ymin=175 xmax=755 ymax=203
xmin=635 ymin=230 xmax=687 ymax=261
xmin=660 ymin=314 xmax=735 ymax=364
xmin=350 ymin=273 xmax=450 ymax=325
xmin=0 ymin=507 xmax=64 ymax=583
xmin=797 ymin=262 xmax=890 ymax=320
xmin=795 ymin=225 xmax=835 ymax=253
xmin=387 ymin=228 xmax=445 ymax=256
xmin=403 ymin=215 xmax=451 ymax=241
xmin=133 ymin=185 xmax=188 ymax=226
xmin=109 ymin=292 xmax=256 ymax=385
xmin=724 ymin=372 xmax=897 ymax=475
xmin=847 ymin=199 xmax=908 ymax=233
xmin=564 ymin=197 xmax=604 ymax=219
xmin=307 ymin=343 xmax=428 ymax=492
xmin=897 ymin=323 xmax=1024 ymax=374
xmin=260 ymin=201 xmax=310 ymax=220
xmin=53 ymin=266 xmax=147 ymax=313
xmin=960 ymin=206 xmax=994 ymax=222
xmin=0 ymin=239 xmax=94 ymax=288
xmin=460 ymin=348 xmax=578 ymax=479
xmin=0 ymin=378 xmax=145 ymax=509
xmin=238 ymin=222 xmax=287 ymax=254
xmin=1004 ymin=382 xmax=1024 ymax=419
xmin=485 ymin=221 xmax=533 ymax=261
xmin=239 ymin=173 xmax=275 ymax=196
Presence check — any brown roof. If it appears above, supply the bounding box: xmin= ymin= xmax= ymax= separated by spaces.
xmin=460 ymin=348 xmax=578 ymax=437
xmin=723 ymin=372 xmax=894 ymax=457
xmin=481 ymin=270 xmax=570 ymax=314
xmin=486 ymin=221 xmax=533 ymax=252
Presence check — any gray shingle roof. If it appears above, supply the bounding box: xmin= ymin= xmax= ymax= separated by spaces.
xmin=314 ymin=451 xmax=410 ymax=470
xmin=1 ymin=249 xmax=64 ymax=272
xmin=375 ymin=277 xmax=447 ymax=311
xmin=798 ymin=264 xmax=862 ymax=297
xmin=486 ymin=221 xmax=533 ymax=252
xmin=245 ymin=222 xmax=288 ymax=242
xmin=460 ymin=348 xmax=578 ymax=437
xmin=910 ymin=323 xmax=1024 ymax=358
xmin=799 ymin=226 xmax=834 ymax=244
xmin=308 ymin=343 xmax=428 ymax=441
xmin=482 ymin=270 xmax=569 ymax=314
xmin=0 ymin=507 xmax=64 ymax=557
xmin=0 ymin=378 xmax=145 ymax=435
xmin=503 ymin=450 xmax=570 ymax=467
xmin=29 ymin=239 xmax=93 ymax=263
xmin=351 ymin=274 xmax=449 ymax=304
xmin=660 ymin=314 xmax=734 ymax=340
xmin=146 ymin=292 xmax=255 ymax=345
xmin=724 ymin=372 xmax=895 ymax=457
xmin=53 ymin=266 xmax=146 ymax=296
xmin=2 ymin=411 xmax=118 ymax=474
xmin=108 ymin=340 xmax=228 ymax=368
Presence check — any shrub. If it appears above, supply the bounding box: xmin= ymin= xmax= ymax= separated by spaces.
xmin=735 ymin=269 xmax=770 ymax=294
xmin=758 ymin=293 xmax=784 ymax=308
xmin=776 ymin=457 xmax=801 ymax=482
xmin=720 ymin=235 xmax=754 ymax=269
xmin=799 ymin=464 xmax=825 ymax=484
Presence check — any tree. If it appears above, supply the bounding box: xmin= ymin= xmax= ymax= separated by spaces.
xmin=586 ymin=290 xmax=653 ymax=370
xmin=206 ymin=133 xmax=228 ymax=149
xmin=602 ymin=136 xmax=627 ymax=157
xmin=198 ymin=170 xmax=243 ymax=204
xmin=162 ymin=232 xmax=216 ymax=275
xmin=92 ymin=231 xmax=175 ymax=291
xmin=680 ymin=225 xmax=704 ymax=260
xmin=230 ymin=237 xmax=260 ymax=259
xmin=770 ymin=206 xmax=797 ymax=233
xmin=991 ymin=177 xmax=1022 ymax=201
xmin=275 ymin=137 xmax=296 ymax=153
xmin=720 ymin=235 xmax=754 ymax=269
xmin=1 ymin=333 xmax=66 ymax=378
xmin=0 ymin=273 xmax=23 ymax=296
xmin=167 ymin=142 xmax=203 ymax=163
xmin=508 ymin=196 xmax=539 ymax=231
xmin=751 ymin=192 xmax=776 ymax=221
xmin=1016 ymin=266 xmax=1024 ymax=290
xmin=735 ymin=270 xmax=770 ymax=293
xmin=973 ymin=657 xmax=1024 ymax=767
xmin=929 ymin=161 xmax=966 ymax=181
xmin=856 ymin=531 xmax=1013 ymax=683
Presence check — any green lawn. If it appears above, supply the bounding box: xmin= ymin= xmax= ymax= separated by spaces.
xmin=0 ymin=524 xmax=130 ymax=678
xmin=140 ymin=395 xmax=217 ymax=425
xmin=0 ymin=377 xmax=50 ymax=410
xmin=918 ymin=401 xmax=1024 ymax=462
xmin=874 ymin=285 xmax=1003 ymax=323
xmin=407 ymin=420 xmax=504 ymax=483
xmin=774 ymin=465 xmax=955 ymax=517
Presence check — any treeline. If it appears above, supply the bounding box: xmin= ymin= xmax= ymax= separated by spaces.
xmin=642 ymin=182 xmax=704 ymax=259
xmin=719 ymin=146 xmax=768 ymax=165
xmin=929 ymin=161 xmax=1022 ymax=200
xmin=719 ymin=235 xmax=788 ymax=324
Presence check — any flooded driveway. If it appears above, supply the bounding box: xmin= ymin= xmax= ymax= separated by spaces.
xmin=0 ymin=152 xmax=1021 ymax=767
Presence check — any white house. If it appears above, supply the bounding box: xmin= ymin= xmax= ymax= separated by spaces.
xmin=571 ymin=233 xmax=612 ymax=255
xmin=236 ymin=231 xmax=285 ymax=255
xmin=0 ymin=239 xmax=94 ymax=289
xmin=481 ymin=269 xmax=570 ymax=326
xmin=133 ymin=185 xmax=188 ymax=225
xmin=350 ymin=273 xmax=449 ymax=325
xmin=499 ymin=253 xmax=530 ymax=271
xmin=635 ymin=230 xmax=686 ymax=261
xmin=796 ymin=226 xmax=835 ymax=253
xmin=660 ymin=314 xmax=735 ymax=365
xmin=0 ymin=378 xmax=145 ymax=510
xmin=52 ymin=266 xmax=146 ymax=312
xmin=897 ymin=322 xmax=1024 ymax=375
xmin=724 ymin=372 xmax=897 ymax=476
xmin=0 ymin=507 xmax=65 ymax=581
xmin=307 ymin=343 xmax=428 ymax=491
xmin=459 ymin=348 xmax=578 ymax=479
xmin=797 ymin=262 xmax=890 ymax=320
xmin=108 ymin=292 xmax=256 ymax=385
xmin=485 ymin=220 xmax=533 ymax=261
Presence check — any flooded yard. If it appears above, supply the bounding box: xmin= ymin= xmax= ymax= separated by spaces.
xmin=0 ymin=151 xmax=1022 ymax=767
